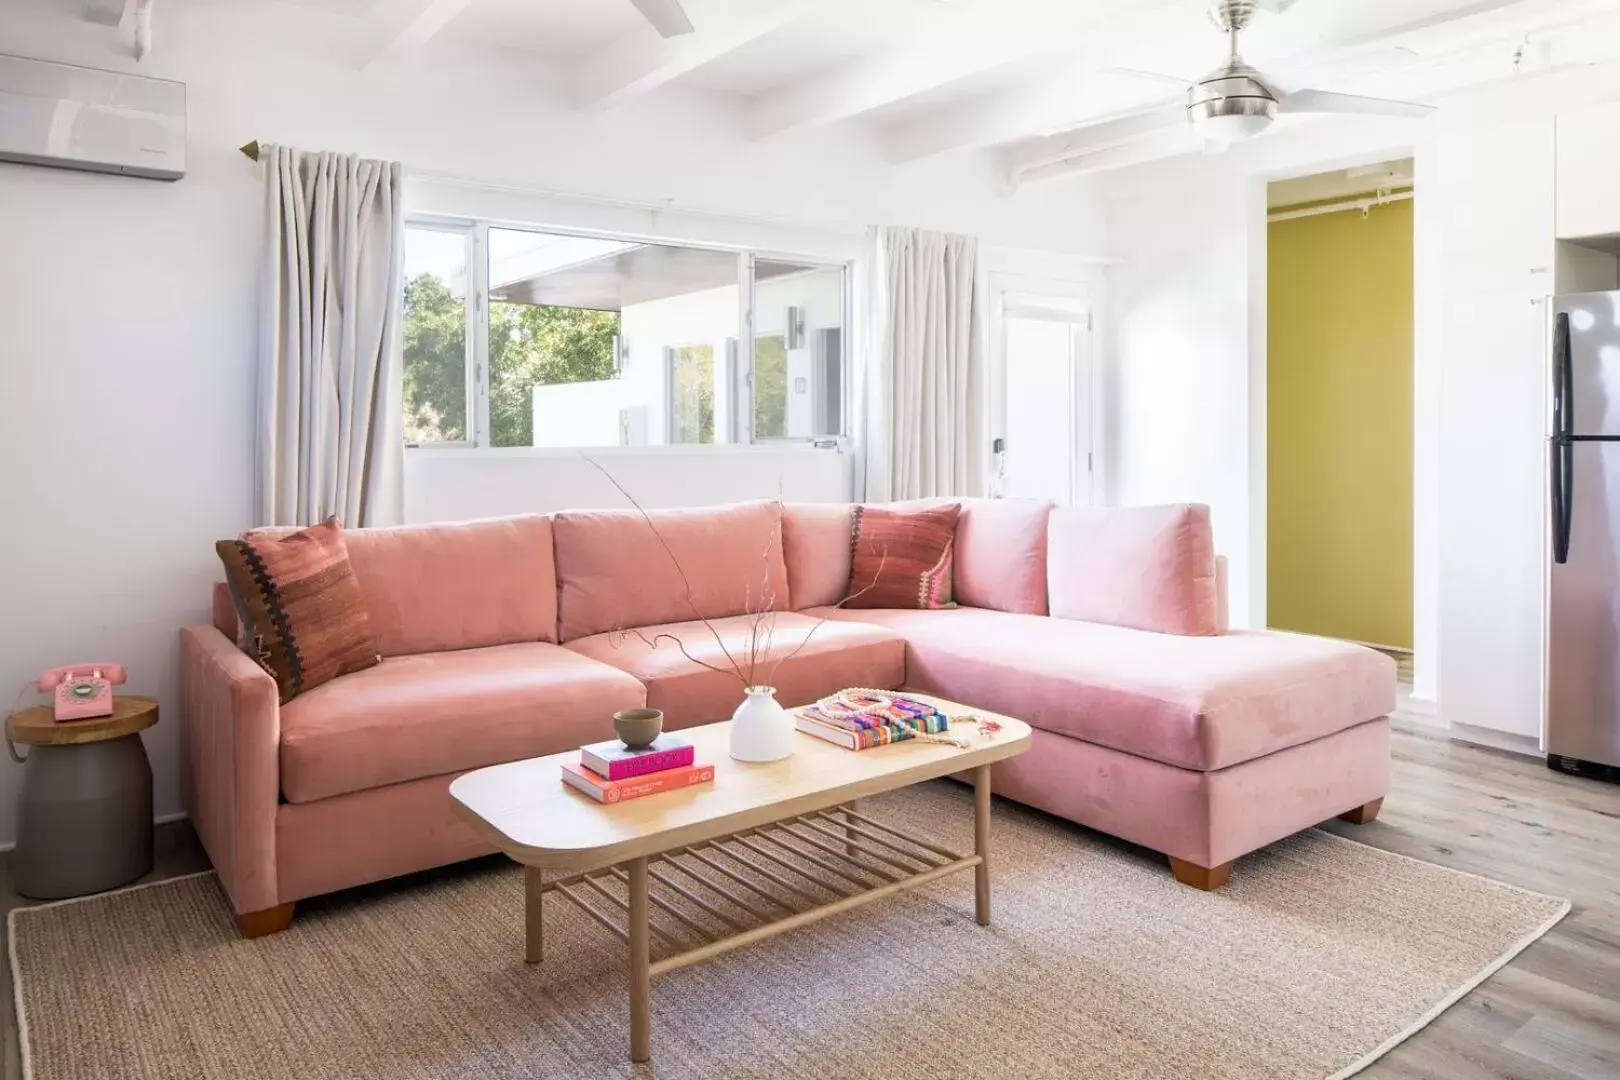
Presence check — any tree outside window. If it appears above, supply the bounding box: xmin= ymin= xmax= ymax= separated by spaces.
xmin=669 ymin=345 xmax=715 ymax=444
xmin=753 ymin=335 xmax=788 ymax=440
xmin=402 ymin=269 xmax=618 ymax=447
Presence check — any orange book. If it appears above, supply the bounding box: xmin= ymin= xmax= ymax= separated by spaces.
xmin=560 ymin=761 xmax=714 ymax=804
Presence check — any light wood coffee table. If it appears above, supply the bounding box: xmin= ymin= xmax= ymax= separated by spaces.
xmin=450 ymin=695 xmax=1030 ymax=1063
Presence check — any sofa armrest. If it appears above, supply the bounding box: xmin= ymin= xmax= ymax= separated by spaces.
xmin=1215 ymin=555 xmax=1230 ymax=634
xmin=179 ymin=625 xmax=280 ymax=915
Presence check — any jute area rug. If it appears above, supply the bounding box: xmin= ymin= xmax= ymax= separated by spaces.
xmin=10 ymin=783 xmax=1567 ymax=1080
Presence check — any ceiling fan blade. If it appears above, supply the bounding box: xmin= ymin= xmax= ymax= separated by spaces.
xmin=1278 ymin=88 xmax=1434 ymax=118
xmin=1253 ymin=0 xmax=1301 ymax=12
xmin=629 ymin=0 xmax=694 ymax=38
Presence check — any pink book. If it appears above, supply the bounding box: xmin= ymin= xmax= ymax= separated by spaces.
xmin=561 ymin=761 xmax=714 ymax=804
xmin=580 ymin=735 xmax=695 ymax=781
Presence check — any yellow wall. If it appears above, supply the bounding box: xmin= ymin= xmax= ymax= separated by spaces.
xmin=1267 ymin=199 xmax=1413 ymax=649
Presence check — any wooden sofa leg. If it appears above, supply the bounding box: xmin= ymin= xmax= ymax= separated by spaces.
xmin=1338 ymin=797 xmax=1384 ymax=825
xmin=1169 ymin=858 xmax=1233 ymax=891
xmin=238 ymin=902 xmax=296 ymax=939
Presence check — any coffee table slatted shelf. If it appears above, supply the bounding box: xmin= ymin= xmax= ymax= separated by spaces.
xmin=537 ymin=806 xmax=978 ymax=974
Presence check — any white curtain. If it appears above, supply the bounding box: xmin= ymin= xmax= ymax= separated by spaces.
xmin=257 ymin=145 xmax=405 ymax=528
xmin=860 ymin=226 xmax=987 ymax=503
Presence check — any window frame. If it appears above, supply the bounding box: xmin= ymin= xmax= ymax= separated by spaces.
xmin=402 ymin=215 xmax=852 ymax=452
xmin=400 ymin=219 xmax=478 ymax=448
xmin=744 ymin=256 xmax=852 ymax=446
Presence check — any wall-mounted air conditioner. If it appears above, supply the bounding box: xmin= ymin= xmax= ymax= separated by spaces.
xmin=0 ymin=54 xmax=185 ymax=181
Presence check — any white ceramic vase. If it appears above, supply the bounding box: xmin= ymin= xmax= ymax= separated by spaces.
xmin=729 ymin=686 xmax=793 ymax=763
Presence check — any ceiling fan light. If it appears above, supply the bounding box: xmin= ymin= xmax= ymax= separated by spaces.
xmin=1191 ymin=109 xmax=1274 ymax=141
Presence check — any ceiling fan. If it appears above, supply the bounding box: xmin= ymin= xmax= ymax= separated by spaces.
xmin=1090 ymin=0 xmax=1435 ymax=149
xmin=629 ymin=0 xmax=695 ymax=38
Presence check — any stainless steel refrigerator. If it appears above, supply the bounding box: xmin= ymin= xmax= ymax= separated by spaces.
xmin=1547 ymin=290 xmax=1620 ymax=782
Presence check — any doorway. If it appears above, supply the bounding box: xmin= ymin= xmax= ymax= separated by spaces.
xmin=992 ymin=291 xmax=1096 ymax=505
xmin=1265 ymin=159 xmax=1415 ymax=679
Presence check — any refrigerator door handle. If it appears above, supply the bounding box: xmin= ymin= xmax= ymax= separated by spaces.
xmin=1552 ymin=311 xmax=1573 ymax=565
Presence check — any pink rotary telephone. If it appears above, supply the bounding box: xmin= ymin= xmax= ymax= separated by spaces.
xmin=37 ymin=665 xmax=125 ymax=721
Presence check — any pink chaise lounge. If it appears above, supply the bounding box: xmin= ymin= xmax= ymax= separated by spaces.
xmin=180 ymin=499 xmax=1394 ymax=936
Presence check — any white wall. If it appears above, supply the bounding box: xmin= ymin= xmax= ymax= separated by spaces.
xmin=0 ymin=0 xmax=1109 ymax=846
xmin=1100 ymin=62 xmax=1620 ymax=727
xmin=406 ymin=446 xmax=853 ymax=522
xmin=1104 ymin=163 xmax=1264 ymax=625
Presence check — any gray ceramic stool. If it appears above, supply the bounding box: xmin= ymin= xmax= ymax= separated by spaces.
xmin=6 ymin=696 xmax=156 ymax=899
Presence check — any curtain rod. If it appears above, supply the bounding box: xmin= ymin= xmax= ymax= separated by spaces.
xmin=1268 ymin=189 xmax=1414 ymax=223
xmin=236 ymin=141 xmax=1118 ymax=263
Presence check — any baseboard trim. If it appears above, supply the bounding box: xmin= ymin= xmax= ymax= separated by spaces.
xmin=0 ymin=810 xmax=188 ymax=855
xmin=1448 ymin=722 xmax=1543 ymax=760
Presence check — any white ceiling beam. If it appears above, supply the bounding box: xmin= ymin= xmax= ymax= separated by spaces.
xmin=1010 ymin=127 xmax=1206 ymax=188
xmin=357 ymin=0 xmax=476 ymax=71
xmin=82 ymin=0 xmax=132 ymax=27
xmin=745 ymin=0 xmax=1181 ymax=139
xmin=882 ymin=66 xmax=1169 ymax=163
xmin=83 ymin=0 xmax=152 ymax=60
xmin=999 ymin=104 xmax=1189 ymax=178
xmin=131 ymin=0 xmax=153 ymax=60
xmin=575 ymin=0 xmax=815 ymax=110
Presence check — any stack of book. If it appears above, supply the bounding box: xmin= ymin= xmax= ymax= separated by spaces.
xmin=560 ymin=734 xmax=714 ymax=804
xmin=796 ymin=691 xmax=951 ymax=750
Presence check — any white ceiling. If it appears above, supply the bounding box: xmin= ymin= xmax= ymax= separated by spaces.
xmin=114 ymin=0 xmax=1620 ymax=182
xmin=444 ymin=0 xmax=647 ymax=58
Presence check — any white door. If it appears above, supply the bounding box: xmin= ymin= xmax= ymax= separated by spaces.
xmin=996 ymin=297 xmax=1095 ymax=504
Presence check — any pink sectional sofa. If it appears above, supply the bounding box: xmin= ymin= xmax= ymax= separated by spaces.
xmin=180 ymin=498 xmax=1394 ymax=936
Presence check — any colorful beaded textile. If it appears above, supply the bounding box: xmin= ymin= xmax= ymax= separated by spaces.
xmin=804 ymin=690 xmax=998 ymax=749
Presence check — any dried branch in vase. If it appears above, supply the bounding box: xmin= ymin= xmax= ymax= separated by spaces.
xmin=582 ymin=453 xmax=883 ymax=691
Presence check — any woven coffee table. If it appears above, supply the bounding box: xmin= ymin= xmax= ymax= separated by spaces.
xmin=450 ymin=695 xmax=1030 ymax=1063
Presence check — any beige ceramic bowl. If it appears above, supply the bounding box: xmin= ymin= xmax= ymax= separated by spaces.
xmin=613 ymin=708 xmax=664 ymax=750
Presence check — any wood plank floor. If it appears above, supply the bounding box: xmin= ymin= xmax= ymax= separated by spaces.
xmin=1 ymin=716 xmax=1616 ymax=1079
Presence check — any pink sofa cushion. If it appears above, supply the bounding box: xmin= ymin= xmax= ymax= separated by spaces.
xmin=808 ymin=606 xmax=1395 ymax=771
xmin=278 ymin=642 xmax=645 ymax=803
xmin=553 ymin=502 xmax=790 ymax=642
xmin=1047 ymin=504 xmax=1218 ymax=636
xmin=783 ymin=503 xmax=855 ymax=610
xmin=954 ymin=498 xmax=1051 ymax=615
xmin=565 ymin=612 xmax=906 ymax=729
xmin=340 ymin=516 xmax=559 ymax=656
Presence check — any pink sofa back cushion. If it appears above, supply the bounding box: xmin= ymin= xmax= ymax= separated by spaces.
xmin=782 ymin=503 xmax=855 ymax=610
xmin=954 ymin=498 xmax=1052 ymax=615
xmin=1047 ymin=503 xmax=1218 ymax=636
xmin=340 ymin=516 xmax=559 ymax=656
xmin=553 ymin=501 xmax=790 ymax=642
xmin=232 ymin=516 xmax=558 ymax=656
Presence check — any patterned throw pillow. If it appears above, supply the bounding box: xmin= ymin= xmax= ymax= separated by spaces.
xmin=841 ymin=503 xmax=962 ymax=610
xmin=215 ymin=518 xmax=379 ymax=703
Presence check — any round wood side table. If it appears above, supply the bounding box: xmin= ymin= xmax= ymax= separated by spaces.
xmin=6 ymin=695 xmax=157 ymax=899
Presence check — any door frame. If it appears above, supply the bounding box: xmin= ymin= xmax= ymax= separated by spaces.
xmin=988 ymin=273 xmax=1101 ymax=505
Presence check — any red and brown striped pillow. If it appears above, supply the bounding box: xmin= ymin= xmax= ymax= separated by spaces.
xmin=215 ymin=518 xmax=379 ymax=703
xmin=841 ymin=503 xmax=962 ymax=610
